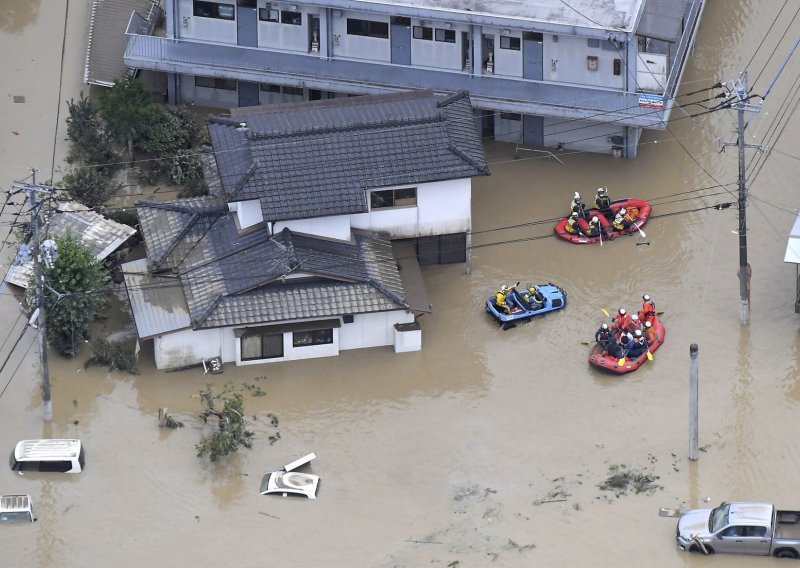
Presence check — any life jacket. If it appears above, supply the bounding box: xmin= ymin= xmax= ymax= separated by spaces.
xmin=495 ymin=291 xmax=508 ymax=308
xmin=645 ymin=327 xmax=657 ymax=344
xmin=595 ymin=195 xmax=611 ymax=210
xmin=526 ymin=288 xmax=544 ymax=308
xmin=570 ymin=199 xmax=585 ymax=217
xmin=586 ymin=220 xmax=601 ymax=237
xmin=613 ymin=313 xmax=631 ymax=331
xmin=565 ymin=217 xmax=579 ymax=234
xmin=596 ymin=328 xmax=612 ymax=344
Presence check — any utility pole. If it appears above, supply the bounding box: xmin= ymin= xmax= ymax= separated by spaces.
xmin=719 ymin=71 xmax=761 ymax=325
xmin=13 ymin=168 xmax=54 ymax=421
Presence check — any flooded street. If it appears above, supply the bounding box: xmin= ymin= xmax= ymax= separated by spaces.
xmin=2 ymin=0 xmax=800 ymax=566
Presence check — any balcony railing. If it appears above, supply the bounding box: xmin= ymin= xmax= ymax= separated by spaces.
xmin=125 ymin=33 xmax=671 ymax=128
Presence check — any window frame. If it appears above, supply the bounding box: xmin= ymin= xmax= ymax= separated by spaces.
xmin=413 ymin=26 xmax=432 ymax=40
xmin=195 ymin=76 xmax=237 ymax=91
xmin=193 ymin=1 xmax=236 ymax=21
xmin=370 ymin=187 xmax=418 ymax=209
xmin=292 ymin=328 xmax=334 ymax=348
xmin=346 ymin=18 xmax=389 ymax=39
xmin=500 ymin=36 xmax=520 ymax=50
xmin=241 ymin=333 xmax=284 ymax=361
xmin=258 ymin=7 xmax=279 ymax=22
xmin=435 ymin=28 xmax=456 ymax=43
xmin=281 ymin=10 xmax=302 ymax=25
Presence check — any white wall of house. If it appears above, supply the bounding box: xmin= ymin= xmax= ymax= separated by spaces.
xmin=331 ymin=11 xmax=391 ymax=61
xmin=154 ymin=327 xmax=235 ymax=370
xmin=349 ymin=179 xmax=472 ymax=238
xmin=494 ymin=31 xmax=523 ymax=77
xmin=275 ymin=215 xmax=353 ymax=241
xmin=257 ymin=9 xmax=314 ymax=52
xmin=177 ymin=0 xmax=237 ymax=43
xmin=339 ymin=310 xmax=415 ymax=350
xmin=410 ymin=20 xmax=463 ymax=70
xmin=543 ymin=34 xmax=625 ymax=89
xmin=230 ymin=199 xmax=263 ymax=229
xmin=152 ymin=308 xmax=418 ymax=369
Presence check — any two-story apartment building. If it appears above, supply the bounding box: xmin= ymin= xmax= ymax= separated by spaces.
xmin=124 ymin=0 xmax=705 ymax=158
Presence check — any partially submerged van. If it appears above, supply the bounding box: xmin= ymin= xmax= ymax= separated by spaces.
xmin=9 ymin=439 xmax=84 ymax=473
xmin=0 ymin=494 xmax=36 ymax=522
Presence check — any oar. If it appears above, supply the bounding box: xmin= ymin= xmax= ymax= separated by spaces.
xmin=647 ymin=349 xmax=653 ymax=361
xmin=618 ymin=356 xmax=626 ymax=367
xmin=601 ymin=308 xmax=611 ymax=318
xmin=599 ymin=227 xmax=603 ymax=247
xmin=630 ymin=218 xmax=646 ymax=238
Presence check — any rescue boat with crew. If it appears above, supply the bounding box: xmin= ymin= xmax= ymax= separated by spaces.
xmin=486 ymin=283 xmax=567 ymax=330
xmin=554 ymin=198 xmax=652 ymax=244
xmin=588 ymin=315 xmax=665 ymax=374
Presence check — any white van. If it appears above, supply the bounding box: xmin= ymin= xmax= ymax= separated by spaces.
xmin=9 ymin=439 xmax=84 ymax=473
xmin=0 ymin=494 xmax=36 ymax=522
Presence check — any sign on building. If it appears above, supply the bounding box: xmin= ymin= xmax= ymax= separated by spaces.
xmin=638 ymin=93 xmax=664 ymax=109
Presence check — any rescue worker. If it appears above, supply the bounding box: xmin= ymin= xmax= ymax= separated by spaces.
xmin=569 ymin=191 xmax=586 ymax=218
xmin=627 ymin=329 xmax=648 ymax=359
xmin=564 ymin=212 xmax=581 ymax=234
xmin=611 ymin=307 xmax=631 ymax=334
xmin=612 ymin=207 xmax=633 ymax=231
xmin=639 ymin=293 xmax=656 ymax=324
xmin=628 ymin=313 xmax=641 ymax=333
xmin=595 ymin=323 xmax=613 ymax=350
xmin=495 ymin=284 xmax=512 ymax=314
xmin=594 ymin=187 xmax=612 ymax=215
xmin=644 ymin=320 xmax=657 ymax=344
xmin=522 ymin=285 xmax=545 ymax=310
xmin=586 ymin=215 xmax=602 ymax=238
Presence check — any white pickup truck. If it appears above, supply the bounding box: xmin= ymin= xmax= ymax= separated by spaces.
xmin=676 ymin=502 xmax=800 ymax=558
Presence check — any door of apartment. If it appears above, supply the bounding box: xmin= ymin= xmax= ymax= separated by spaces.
xmin=522 ymin=32 xmax=543 ymax=80
xmin=522 ymin=115 xmax=544 ymax=146
xmin=238 ymin=81 xmax=260 ymax=107
xmin=237 ymin=0 xmax=258 ymax=47
xmin=390 ymin=17 xmax=411 ymax=65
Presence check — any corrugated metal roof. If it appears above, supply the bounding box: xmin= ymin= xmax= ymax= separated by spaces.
xmin=5 ymin=203 xmax=136 ymax=288
xmin=85 ymin=0 xmax=160 ymax=86
xmin=636 ymin=0 xmax=690 ymax=43
xmin=210 ymin=90 xmax=488 ymax=221
xmin=122 ymin=258 xmax=192 ymax=339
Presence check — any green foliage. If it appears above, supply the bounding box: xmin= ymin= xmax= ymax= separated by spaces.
xmin=196 ymin=382 xmax=255 ymax=462
xmin=100 ymin=206 xmax=139 ymax=229
xmin=98 ymin=77 xmax=153 ymax=157
xmin=42 ymin=232 xmax=108 ymax=357
xmin=84 ymin=337 xmax=139 ymax=374
xmin=65 ymin=94 xmax=120 ymax=173
xmin=60 ymin=167 xmax=122 ymax=208
xmin=135 ymin=105 xmax=184 ymax=155
xmin=169 ymin=149 xmax=204 ymax=186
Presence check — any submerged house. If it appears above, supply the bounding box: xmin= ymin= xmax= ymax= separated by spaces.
xmin=123 ymin=90 xmax=488 ymax=368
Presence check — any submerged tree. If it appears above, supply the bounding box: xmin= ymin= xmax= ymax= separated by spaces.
xmin=98 ymin=76 xmax=153 ymax=160
xmin=60 ymin=167 xmax=122 ymax=208
xmin=196 ymin=382 xmax=255 ymax=462
xmin=32 ymin=231 xmax=108 ymax=357
xmin=65 ymin=94 xmax=120 ymax=174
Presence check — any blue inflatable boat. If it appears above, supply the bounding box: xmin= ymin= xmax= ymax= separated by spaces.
xmin=486 ymin=283 xmax=567 ymax=329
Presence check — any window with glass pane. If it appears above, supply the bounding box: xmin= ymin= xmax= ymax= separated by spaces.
xmin=293 ymin=329 xmax=333 ymax=347
xmin=371 ymin=187 xmax=417 ymax=209
xmin=281 ymin=10 xmax=301 ymax=25
xmin=241 ymin=333 xmax=283 ymax=360
xmin=435 ymin=29 xmax=455 ymax=43
xmin=259 ymin=8 xmax=278 ymax=21
xmin=413 ymin=26 xmax=432 ymax=40
xmin=500 ymin=36 xmax=520 ymax=50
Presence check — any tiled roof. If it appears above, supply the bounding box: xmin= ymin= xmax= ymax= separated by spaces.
xmin=135 ymin=200 xmax=410 ymax=329
xmin=208 ymin=90 xmax=488 ymax=221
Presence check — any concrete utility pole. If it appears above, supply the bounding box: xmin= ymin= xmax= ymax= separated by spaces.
xmin=719 ymin=72 xmax=761 ymax=325
xmin=689 ymin=344 xmax=699 ymax=461
xmin=13 ymin=168 xmax=54 ymax=421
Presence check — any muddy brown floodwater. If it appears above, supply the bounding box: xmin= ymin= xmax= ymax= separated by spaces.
xmin=2 ymin=1 xmax=800 ymax=566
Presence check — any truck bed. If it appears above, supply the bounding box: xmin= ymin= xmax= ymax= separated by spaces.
xmin=774 ymin=510 xmax=800 ymax=539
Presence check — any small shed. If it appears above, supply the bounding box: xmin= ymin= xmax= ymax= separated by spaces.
xmin=783 ymin=213 xmax=800 ymax=313
xmin=5 ymin=202 xmax=136 ymax=288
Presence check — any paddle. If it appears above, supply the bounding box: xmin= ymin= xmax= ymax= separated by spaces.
xmin=618 ymin=356 xmax=626 ymax=367
xmin=630 ymin=217 xmax=646 ymax=238
xmin=598 ymin=226 xmax=603 ymax=247
xmin=601 ymin=308 xmax=611 ymax=318
xmin=647 ymin=349 xmax=653 ymax=361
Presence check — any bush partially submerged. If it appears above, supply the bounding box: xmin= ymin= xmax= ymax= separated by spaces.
xmin=85 ymin=337 xmax=139 ymax=374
